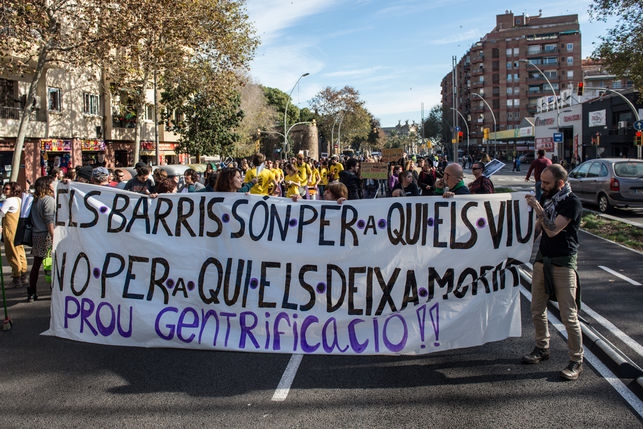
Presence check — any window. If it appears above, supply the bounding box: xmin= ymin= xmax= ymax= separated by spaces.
xmin=507 ymin=99 xmax=514 ymax=107
xmin=544 ymin=70 xmax=557 ymax=79
xmin=506 ymin=48 xmax=512 ymax=57
xmin=513 ymin=98 xmax=520 ymax=107
xmin=507 ymin=74 xmax=513 ymax=82
xmin=544 ymin=44 xmax=556 ymax=52
xmin=0 ymin=78 xmax=17 ymax=107
xmin=506 ymin=87 xmax=513 ymax=95
xmin=612 ymin=80 xmax=622 ymax=89
xmin=145 ymin=104 xmax=155 ymax=121
xmin=527 ymin=45 xmax=541 ymax=55
xmin=566 ymin=43 xmax=574 ymax=52
xmin=48 ymin=88 xmax=61 ymax=111
xmin=567 ymin=56 xmax=574 ymax=65
xmin=83 ymin=93 xmax=99 ymax=115
xmin=567 ymin=71 xmax=574 ymax=79
xmin=543 ymin=57 xmax=558 ymax=65
xmin=513 ymin=47 xmax=519 ymax=56
xmin=506 ymin=61 xmax=512 ymax=70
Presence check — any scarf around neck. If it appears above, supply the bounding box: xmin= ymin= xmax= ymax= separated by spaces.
xmin=543 ymin=181 xmax=572 ymax=223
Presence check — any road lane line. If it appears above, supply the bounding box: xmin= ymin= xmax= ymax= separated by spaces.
xmin=272 ymin=353 xmax=303 ymax=402
xmin=520 ymin=286 xmax=643 ymax=418
xmin=598 ymin=265 xmax=642 ymax=286
xmin=581 ymin=305 xmax=643 ymax=358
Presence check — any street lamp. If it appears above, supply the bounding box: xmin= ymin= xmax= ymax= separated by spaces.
xmin=261 ymin=121 xmax=314 ymax=158
xmin=471 ymin=92 xmax=496 ymax=155
xmin=283 ymin=72 xmax=310 ymax=158
xmin=450 ymin=108 xmax=469 ymax=156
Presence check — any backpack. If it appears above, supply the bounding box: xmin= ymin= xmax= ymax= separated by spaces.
xmin=14 ymin=193 xmax=34 ymax=247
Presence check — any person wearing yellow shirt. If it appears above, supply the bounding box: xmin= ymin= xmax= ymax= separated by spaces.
xmin=318 ymin=159 xmax=329 ymax=196
xmin=295 ymin=154 xmax=312 ymax=184
xmin=328 ymin=155 xmax=344 ymax=182
xmin=273 ymin=159 xmax=285 ymax=197
xmin=248 ymin=153 xmax=279 ymax=196
xmin=283 ymin=163 xmax=302 ymax=198
xmin=307 ymin=159 xmax=322 ymax=200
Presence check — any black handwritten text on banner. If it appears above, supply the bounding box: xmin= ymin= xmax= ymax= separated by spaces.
xmin=44 ymin=184 xmax=535 ymax=355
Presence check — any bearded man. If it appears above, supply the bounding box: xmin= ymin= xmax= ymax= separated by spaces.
xmin=523 ymin=164 xmax=583 ymax=381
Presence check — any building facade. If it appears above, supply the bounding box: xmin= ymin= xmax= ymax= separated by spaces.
xmin=441 ymin=11 xmax=582 ymax=160
xmin=0 ymin=66 xmax=185 ymax=187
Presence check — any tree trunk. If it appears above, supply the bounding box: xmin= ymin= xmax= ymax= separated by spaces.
xmin=11 ymin=44 xmax=50 ymax=183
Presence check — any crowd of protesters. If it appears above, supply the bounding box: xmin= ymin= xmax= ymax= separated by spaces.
xmin=86 ymin=151 xmax=500 ymax=201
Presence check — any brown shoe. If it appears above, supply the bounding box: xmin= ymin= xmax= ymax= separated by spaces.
xmin=522 ymin=347 xmax=550 ymax=364
xmin=560 ymin=361 xmax=583 ymax=380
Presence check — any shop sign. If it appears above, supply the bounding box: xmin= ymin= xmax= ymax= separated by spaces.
xmin=80 ymin=139 xmax=106 ymax=151
xmin=41 ymin=139 xmax=72 ymax=151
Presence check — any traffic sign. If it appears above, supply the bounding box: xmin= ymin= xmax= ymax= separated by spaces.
xmin=553 ymin=132 xmax=563 ymax=143
xmin=634 ymin=120 xmax=643 ymax=131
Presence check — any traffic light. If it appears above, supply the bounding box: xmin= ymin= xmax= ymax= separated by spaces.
xmin=577 ymin=82 xmax=584 ymax=96
xmin=483 ymin=128 xmax=490 ymax=140
xmin=458 ymin=131 xmax=463 ymax=143
xmin=635 ymin=131 xmax=642 ymax=146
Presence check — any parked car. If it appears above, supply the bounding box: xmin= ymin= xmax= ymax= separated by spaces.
xmin=567 ymin=158 xmax=643 ymax=213
xmin=519 ymin=152 xmax=535 ymax=164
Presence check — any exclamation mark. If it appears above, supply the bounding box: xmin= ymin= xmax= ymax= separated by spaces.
xmin=429 ymin=303 xmax=439 ymax=347
xmin=416 ymin=304 xmax=427 ymax=349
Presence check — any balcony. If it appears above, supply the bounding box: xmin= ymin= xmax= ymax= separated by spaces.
xmin=0 ymin=106 xmax=22 ymax=120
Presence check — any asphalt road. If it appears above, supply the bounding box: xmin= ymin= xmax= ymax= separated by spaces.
xmin=1 ymin=171 xmax=642 ymax=428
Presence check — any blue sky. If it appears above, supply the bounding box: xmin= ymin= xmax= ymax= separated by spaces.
xmin=245 ymin=0 xmax=614 ymax=127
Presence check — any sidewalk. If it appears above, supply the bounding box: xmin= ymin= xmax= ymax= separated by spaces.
xmin=0 ymin=245 xmax=51 ymax=328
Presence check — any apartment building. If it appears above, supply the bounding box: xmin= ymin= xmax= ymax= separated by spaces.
xmin=0 ymin=66 xmax=184 ymax=186
xmin=441 ymin=10 xmax=582 ymax=159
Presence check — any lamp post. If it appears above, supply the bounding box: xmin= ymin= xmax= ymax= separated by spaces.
xmin=450 ymin=107 xmax=469 ymax=158
xmin=471 ymin=92 xmax=496 ymax=156
xmin=331 ymin=113 xmax=342 ymax=155
xmin=283 ymin=73 xmax=310 ymax=159
xmin=261 ymin=121 xmax=314 ymax=159
xmin=519 ymin=59 xmax=560 ymax=123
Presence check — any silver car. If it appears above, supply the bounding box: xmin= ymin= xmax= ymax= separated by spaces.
xmin=568 ymin=158 xmax=643 ymax=213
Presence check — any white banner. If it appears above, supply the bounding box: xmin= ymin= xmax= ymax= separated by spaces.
xmin=44 ymin=184 xmax=535 ymax=355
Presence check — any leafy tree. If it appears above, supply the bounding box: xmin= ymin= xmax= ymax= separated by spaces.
xmin=423 ymin=105 xmax=444 ymax=141
xmin=0 ymin=0 xmax=114 ymax=181
xmin=0 ymin=0 xmax=258 ymax=178
xmin=589 ymin=0 xmax=643 ymax=92
xmin=102 ymin=0 xmax=258 ymax=162
xmin=262 ymin=86 xmax=304 ymax=126
xmin=161 ymin=81 xmax=244 ymax=161
xmin=238 ymin=79 xmax=280 ymax=157
xmin=309 ymin=86 xmax=372 ymax=153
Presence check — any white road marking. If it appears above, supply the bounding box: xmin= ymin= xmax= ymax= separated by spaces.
xmin=598 ymin=265 xmax=642 ymax=286
xmin=272 ymin=353 xmax=303 ymax=402
xmin=581 ymin=305 xmax=643 ymax=358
